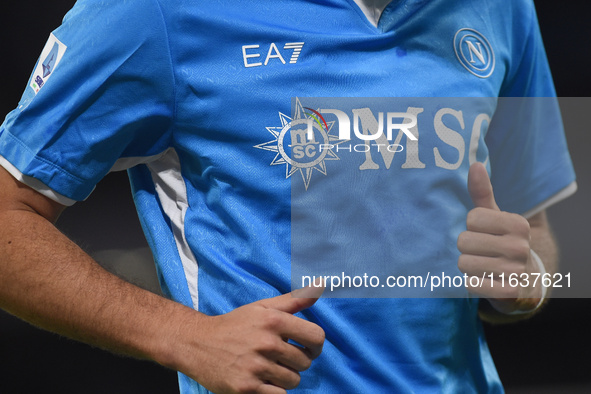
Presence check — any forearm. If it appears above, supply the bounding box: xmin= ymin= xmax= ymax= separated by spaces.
xmin=0 ymin=166 xmax=325 ymax=392
xmin=0 ymin=205 xmax=325 ymax=393
xmin=528 ymin=210 xmax=558 ymax=277
xmin=0 ymin=207 xmax=195 ymax=369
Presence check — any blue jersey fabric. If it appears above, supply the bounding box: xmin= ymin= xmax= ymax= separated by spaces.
xmin=0 ymin=0 xmax=576 ymax=392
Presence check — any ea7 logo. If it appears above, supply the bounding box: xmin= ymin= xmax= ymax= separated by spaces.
xmin=242 ymin=42 xmax=305 ymax=68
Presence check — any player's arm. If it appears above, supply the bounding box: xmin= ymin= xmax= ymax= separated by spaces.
xmin=457 ymin=162 xmax=558 ymax=323
xmin=0 ymin=166 xmax=324 ymax=393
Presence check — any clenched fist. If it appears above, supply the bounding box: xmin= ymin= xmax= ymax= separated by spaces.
xmin=457 ymin=162 xmax=544 ymax=314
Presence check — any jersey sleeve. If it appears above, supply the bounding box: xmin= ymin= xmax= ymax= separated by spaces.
xmin=0 ymin=0 xmax=174 ymax=204
xmin=485 ymin=0 xmax=576 ymax=216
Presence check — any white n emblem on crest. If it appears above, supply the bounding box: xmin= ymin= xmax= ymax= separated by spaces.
xmin=453 ymin=28 xmax=495 ymax=78
xmin=465 ymin=41 xmax=485 ymax=64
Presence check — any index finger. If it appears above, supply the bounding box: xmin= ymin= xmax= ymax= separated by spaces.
xmin=279 ymin=314 xmax=325 ymax=359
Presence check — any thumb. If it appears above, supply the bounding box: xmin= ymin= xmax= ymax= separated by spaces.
xmin=257 ymin=285 xmax=324 ymax=315
xmin=468 ymin=162 xmax=499 ymax=210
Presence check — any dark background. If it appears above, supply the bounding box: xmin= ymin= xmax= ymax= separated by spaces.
xmin=1 ymin=1 xmax=590 ymax=393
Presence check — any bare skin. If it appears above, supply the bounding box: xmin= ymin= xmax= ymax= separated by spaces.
xmin=0 ymin=166 xmax=325 ymax=393
xmin=0 ymin=161 xmax=558 ymax=392
xmin=458 ymin=162 xmax=558 ymax=322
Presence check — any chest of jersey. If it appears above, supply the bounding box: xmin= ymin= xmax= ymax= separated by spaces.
xmin=165 ymin=1 xmax=506 ymax=195
xmin=150 ymin=1 xmax=513 ymax=299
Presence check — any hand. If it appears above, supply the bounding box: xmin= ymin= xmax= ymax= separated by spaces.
xmin=457 ymin=162 xmax=543 ymax=314
xmin=177 ymin=286 xmax=325 ymax=394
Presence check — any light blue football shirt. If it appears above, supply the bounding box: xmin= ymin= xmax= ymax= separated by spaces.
xmin=0 ymin=0 xmax=576 ymax=392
